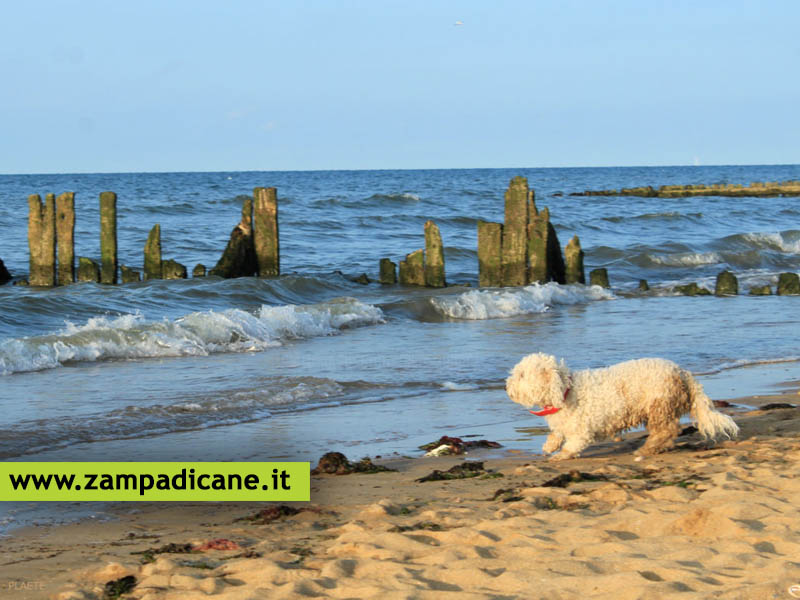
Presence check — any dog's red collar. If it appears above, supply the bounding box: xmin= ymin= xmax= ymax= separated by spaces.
xmin=530 ymin=406 xmax=561 ymax=416
xmin=529 ymin=385 xmax=571 ymax=417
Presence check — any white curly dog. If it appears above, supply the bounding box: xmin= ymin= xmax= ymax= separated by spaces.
xmin=506 ymin=353 xmax=739 ymax=460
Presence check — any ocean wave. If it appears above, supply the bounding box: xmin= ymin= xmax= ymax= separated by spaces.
xmin=0 ymin=297 xmax=385 ymax=376
xmin=646 ymin=252 xmax=722 ymax=267
xmin=430 ymin=283 xmax=614 ymax=320
xmin=365 ymin=192 xmax=422 ymax=203
xmin=737 ymin=231 xmax=800 ymax=253
xmin=602 ymin=211 xmax=703 ymax=223
xmin=696 ymin=356 xmax=800 ymax=376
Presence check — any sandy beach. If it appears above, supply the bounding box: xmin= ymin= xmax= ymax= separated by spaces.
xmin=2 ymin=388 xmax=798 ymax=600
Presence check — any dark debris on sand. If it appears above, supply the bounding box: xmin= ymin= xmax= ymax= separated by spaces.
xmin=419 ymin=435 xmax=502 ymax=455
xmin=541 ymin=470 xmax=609 ymax=488
xmin=131 ymin=542 xmax=196 ymax=563
xmin=311 ymin=452 xmax=397 ymax=475
xmin=415 ymin=461 xmax=487 ymax=482
xmin=102 ymin=575 xmax=137 ymax=599
xmin=237 ymin=505 xmax=306 ymax=524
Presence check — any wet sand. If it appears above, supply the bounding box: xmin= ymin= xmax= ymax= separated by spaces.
xmin=3 ymin=390 xmax=800 ymax=600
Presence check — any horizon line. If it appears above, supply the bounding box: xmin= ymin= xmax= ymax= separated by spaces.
xmin=1 ymin=161 xmax=799 ymax=177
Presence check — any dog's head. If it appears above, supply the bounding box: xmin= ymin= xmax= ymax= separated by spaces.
xmin=506 ymin=353 xmax=571 ymax=410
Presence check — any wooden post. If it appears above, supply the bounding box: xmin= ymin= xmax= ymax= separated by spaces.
xmin=56 ymin=192 xmax=75 ymax=285
xmin=501 ymin=177 xmax=528 ymax=286
xmin=120 ymin=265 xmax=141 ymax=283
xmin=589 ymin=268 xmax=610 ymax=288
xmin=398 ymin=249 xmax=425 ymax=286
xmin=77 ymin=257 xmax=100 ymax=283
xmin=477 ymin=221 xmax=503 ymax=287
xmin=379 ymin=258 xmax=397 ymax=284
xmin=100 ymin=191 xmax=118 ymax=284
xmin=423 ymin=220 xmax=446 ymax=287
xmin=162 ymin=259 xmax=187 ymax=279
xmin=144 ymin=224 xmax=162 ymax=280
xmin=28 ymin=194 xmax=45 ymax=286
xmin=253 ymin=187 xmax=279 ymax=276
xmin=714 ymin=270 xmax=738 ymax=296
xmin=564 ymin=235 xmax=585 ymax=284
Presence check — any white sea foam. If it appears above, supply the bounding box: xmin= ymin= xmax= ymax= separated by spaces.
xmin=648 ymin=252 xmax=722 ymax=266
xmin=440 ymin=381 xmax=479 ymax=391
xmin=0 ymin=297 xmax=385 ymax=376
xmin=430 ymin=283 xmax=614 ymax=320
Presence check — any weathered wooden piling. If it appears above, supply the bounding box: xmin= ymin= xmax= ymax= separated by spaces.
xmin=715 ymin=270 xmax=738 ymax=296
xmin=144 ymin=224 xmax=162 ymax=280
xmin=162 ymin=259 xmax=187 ymax=280
xmin=477 ymin=221 xmax=503 ymax=287
xmin=424 ymin=220 xmax=446 ymax=287
xmin=527 ymin=207 xmax=565 ymax=285
xmin=589 ymin=268 xmax=610 ymax=288
xmin=544 ymin=210 xmax=566 ymax=285
xmin=209 ymin=199 xmax=257 ymax=278
xmin=674 ymin=282 xmax=711 ymax=296
xmin=398 ymin=249 xmax=425 ymax=286
xmin=749 ymin=285 xmax=771 ymax=295
xmin=43 ymin=194 xmax=57 ymax=285
xmin=27 ymin=195 xmax=44 ymax=286
xmin=120 ymin=265 xmax=141 ymax=283
xmin=501 ymin=176 xmax=529 ymax=286
xmin=564 ymin=235 xmax=585 ymax=284
xmin=379 ymin=258 xmax=397 ymax=284
xmin=253 ymin=187 xmax=279 ymax=277
xmin=27 ymin=194 xmax=57 ymax=286
xmin=192 ymin=264 xmax=206 ymax=278
xmin=76 ymin=257 xmax=100 ymax=283
xmin=99 ymin=191 xmax=117 ymax=284
xmin=56 ymin=192 xmax=75 ymax=285
xmin=777 ymin=272 xmax=800 ymax=295
xmin=0 ymin=259 xmax=11 ymax=285
xmin=638 ymin=279 xmax=650 ymax=291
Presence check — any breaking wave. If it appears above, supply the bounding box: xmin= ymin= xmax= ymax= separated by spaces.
xmin=646 ymin=252 xmax=723 ymax=267
xmin=0 ymin=297 xmax=385 ymax=376
xmin=430 ymin=283 xmax=614 ymax=320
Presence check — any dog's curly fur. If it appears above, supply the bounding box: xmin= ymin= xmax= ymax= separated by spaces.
xmin=506 ymin=353 xmax=739 ymax=460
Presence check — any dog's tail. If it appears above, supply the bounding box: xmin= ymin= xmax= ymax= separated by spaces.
xmin=684 ymin=371 xmax=739 ymax=440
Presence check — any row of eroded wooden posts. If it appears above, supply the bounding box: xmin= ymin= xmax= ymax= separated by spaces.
xmin=24 ymin=187 xmax=279 ymax=287
xmin=377 ymin=176 xmax=589 ymax=289
xmin=20 ymin=177 xmax=591 ymax=289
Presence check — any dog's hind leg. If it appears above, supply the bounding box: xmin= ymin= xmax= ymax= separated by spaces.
xmin=636 ymin=419 xmax=681 ymax=456
xmin=542 ymin=432 xmax=565 ymax=454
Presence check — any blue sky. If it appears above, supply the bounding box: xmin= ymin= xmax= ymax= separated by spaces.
xmin=2 ymin=1 xmax=798 ymax=173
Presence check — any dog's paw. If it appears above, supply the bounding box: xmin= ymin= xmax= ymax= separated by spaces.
xmin=549 ymin=452 xmax=577 ymax=461
xmin=542 ymin=442 xmax=559 ymax=454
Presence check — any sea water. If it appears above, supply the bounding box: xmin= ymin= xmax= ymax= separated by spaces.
xmin=1 ymin=166 xmax=799 ymax=531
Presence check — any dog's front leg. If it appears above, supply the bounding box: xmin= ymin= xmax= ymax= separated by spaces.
xmin=542 ymin=431 xmax=565 ymax=454
xmin=550 ymin=436 xmax=590 ymax=461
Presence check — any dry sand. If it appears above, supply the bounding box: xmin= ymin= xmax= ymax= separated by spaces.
xmin=3 ymin=391 xmax=800 ymax=600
